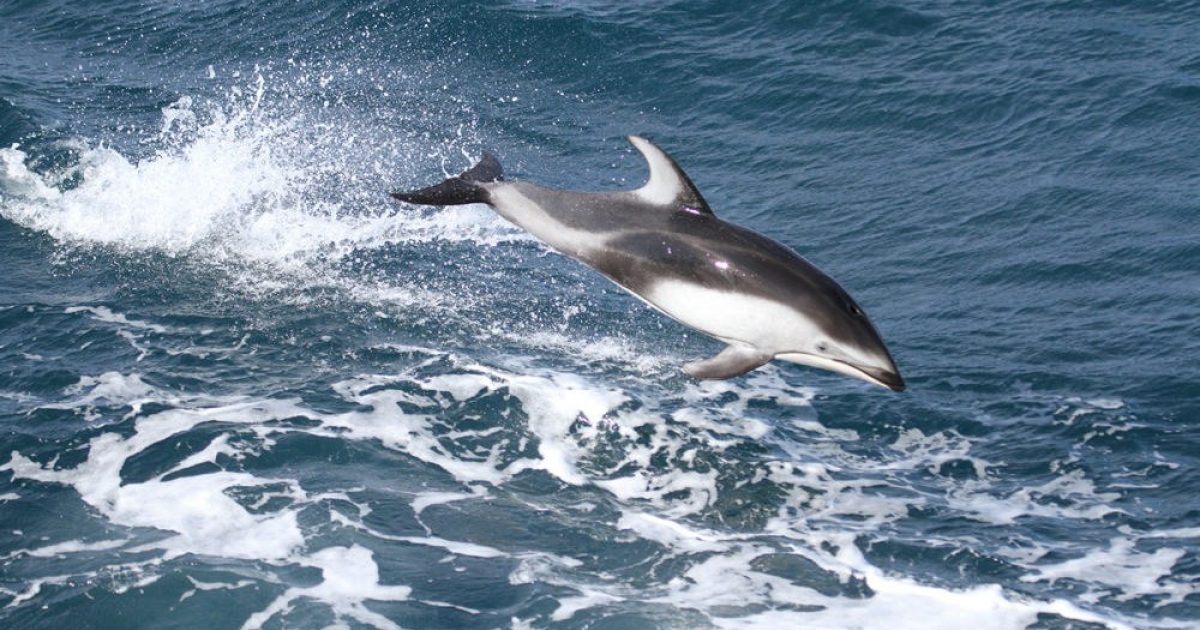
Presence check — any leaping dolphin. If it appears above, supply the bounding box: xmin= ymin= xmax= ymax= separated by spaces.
xmin=390 ymin=136 xmax=905 ymax=391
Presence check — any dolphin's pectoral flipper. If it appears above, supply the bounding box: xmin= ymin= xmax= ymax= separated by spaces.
xmin=390 ymin=151 xmax=503 ymax=206
xmin=683 ymin=344 xmax=772 ymax=380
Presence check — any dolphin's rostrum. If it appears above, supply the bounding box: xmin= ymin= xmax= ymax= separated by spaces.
xmin=391 ymin=136 xmax=905 ymax=391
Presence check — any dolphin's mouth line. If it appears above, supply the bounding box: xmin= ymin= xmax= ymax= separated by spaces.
xmin=777 ymin=351 xmax=906 ymax=392
xmin=853 ymin=363 xmax=906 ymax=392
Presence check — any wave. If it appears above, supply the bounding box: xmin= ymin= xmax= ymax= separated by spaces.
xmin=1 ymin=336 xmax=1177 ymax=627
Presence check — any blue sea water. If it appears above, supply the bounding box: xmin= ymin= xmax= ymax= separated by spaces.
xmin=1 ymin=0 xmax=1198 ymax=628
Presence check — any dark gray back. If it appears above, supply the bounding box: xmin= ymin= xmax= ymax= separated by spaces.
xmin=515 ymin=182 xmax=892 ymax=355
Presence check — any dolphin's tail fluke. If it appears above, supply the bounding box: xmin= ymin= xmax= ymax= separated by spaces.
xmin=390 ymin=151 xmax=503 ymax=206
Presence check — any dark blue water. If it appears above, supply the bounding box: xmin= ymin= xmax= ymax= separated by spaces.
xmin=2 ymin=1 xmax=1198 ymax=628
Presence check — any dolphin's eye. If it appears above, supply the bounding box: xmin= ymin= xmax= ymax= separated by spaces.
xmin=816 ymin=342 xmax=828 ymax=353
xmin=848 ymin=303 xmax=863 ymax=317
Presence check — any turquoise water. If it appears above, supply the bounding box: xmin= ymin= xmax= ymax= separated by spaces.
xmin=1 ymin=1 xmax=1197 ymax=628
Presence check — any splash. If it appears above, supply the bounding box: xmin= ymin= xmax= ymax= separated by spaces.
xmin=0 ymin=83 xmax=521 ymax=277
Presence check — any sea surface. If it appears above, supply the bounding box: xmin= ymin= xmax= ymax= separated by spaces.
xmin=1 ymin=1 xmax=1198 ymax=628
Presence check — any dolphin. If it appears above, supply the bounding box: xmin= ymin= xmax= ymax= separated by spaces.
xmin=390 ymin=136 xmax=905 ymax=391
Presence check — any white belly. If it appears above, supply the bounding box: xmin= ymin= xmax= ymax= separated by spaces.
xmin=486 ymin=185 xmax=817 ymax=354
xmin=644 ymin=280 xmax=817 ymax=352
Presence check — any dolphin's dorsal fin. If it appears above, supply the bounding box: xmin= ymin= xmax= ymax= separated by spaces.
xmin=628 ymin=135 xmax=713 ymax=214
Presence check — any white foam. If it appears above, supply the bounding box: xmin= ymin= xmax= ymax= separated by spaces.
xmin=0 ymin=129 xmax=294 ymax=253
xmin=513 ymin=330 xmax=669 ymax=375
xmin=550 ymin=589 xmax=622 ymax=622
xmin=1138 ymin=527 xmax=1200 ymax=540
xmin=1 ymin=374 xmax=425 ymax=624
xmin=710 ymin=577 xmax=1129 ymax=630
xmin=0 ymin=352 xmax=1159 ymax=629
xmin=888 ymin=427 xmax=989 ymax=477
xmin=242 ymin=545 xmax=410 ymax=630
xmin=57 ymin=371 xmax=159 ymax=415
xmin=393 ymin=535 xmax=506 ymax=559
xmin=410 ymin=488 xmax=486 ymax=515
xmin=498 ymin=370 xmax=627 ymax=486
xmin=170 ymin=434 xmax=236 ymax=473
xmin=64 ymin=306 xmax=169 ymax=333
xmin=179 ymin=576 xmax=255 ymax=602
xmin=615 ymin=511 xmax=725 ymax=553
xmin=326 ymin=375 xmax=512 ymax=484
xmin=0 ymin=92 xmax=524 ymax=288
xmin=595 ymin=468 xmax=719 ymax=516
xmin=4 ymin=580 xmax=46 ymax=609
xmin=12 ymin=538 xmax=128 ymax=559
xmin=2 ymin=395 xmax=311 ymax=562
xmin=1021 ymin=537 xmax=1188 ymax=605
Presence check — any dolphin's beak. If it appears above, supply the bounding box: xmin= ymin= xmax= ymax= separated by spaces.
xmin=858 ymin=364 xmax=906 ymax=392
xmin=777 ymin=352 xmax=907 ymax=392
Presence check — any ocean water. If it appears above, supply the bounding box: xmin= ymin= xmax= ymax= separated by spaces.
xmin=1 ymin=0 xmax=1197 ymax=628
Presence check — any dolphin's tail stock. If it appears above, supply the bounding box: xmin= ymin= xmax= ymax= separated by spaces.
xmin=390 ymin=151 xmax=503 ymax=206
